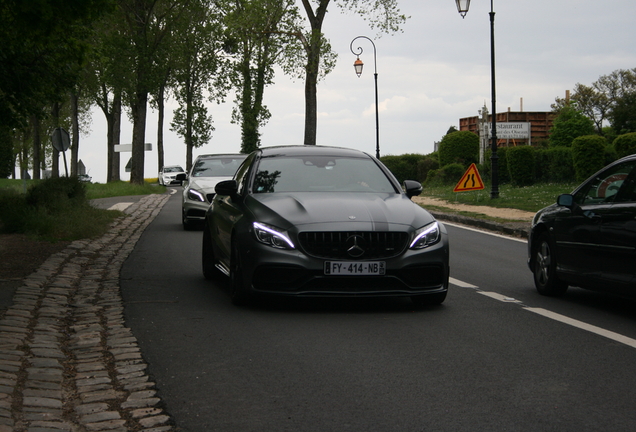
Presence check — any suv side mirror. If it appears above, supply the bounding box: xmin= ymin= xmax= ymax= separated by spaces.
xmin=176 ymin=173 xmax=187 ymax=182
xmin=557 ymin=194 xmax=574 ymax=207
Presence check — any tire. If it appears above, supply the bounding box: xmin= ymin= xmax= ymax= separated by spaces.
xmin=533 ymin=232 xmax=568 ymax=296
xmin=411 ymin=291 xmax=447 ymax=308
xmin=230 ymin=241 xmax=251 ymax=306
xmin=202 ymin=225 xmax=222 ymax=280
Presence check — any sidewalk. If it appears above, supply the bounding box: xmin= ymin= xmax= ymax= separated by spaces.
xmin=0 ymin=194 xmax=173 ymax=432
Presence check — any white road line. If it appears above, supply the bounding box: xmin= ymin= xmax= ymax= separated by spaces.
xmin=443 ymin=221 xmax=527 ymax=243
xmin=107 ymin=202 xmax=133 ymax=211
xmin=525 ymin=307 xmax=636 ymax=349
xmin=450 ymin=278 xmax=636 ymax=349
xmin=449 ymin=277 xmax=478 ymax=289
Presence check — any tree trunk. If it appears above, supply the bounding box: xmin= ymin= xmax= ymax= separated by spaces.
xmin=71 ymin=92 xmax=80 ymax=176
xmin=32 ymin=115 xmax=41 ymax=180
xmin=156 ymin=84 xmax=165 ymax=176
xmin=130 ymin=90 xmax=148 ymax=185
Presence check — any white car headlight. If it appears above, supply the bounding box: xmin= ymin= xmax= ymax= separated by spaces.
xmin=187 ymin=188 xmax=205 ymax=202
xmin=253 ymin=222 xmax=295 ymax=250
xmin=410 ymin=221 xmax=440 ymax=249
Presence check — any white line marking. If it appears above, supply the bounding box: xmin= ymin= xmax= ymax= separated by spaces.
xmin=450 ymin=277 xmax=478 ymax=289
xmin=478 ymin=291 xmax=522 ymax=303
xmin=525 ymin=307 xmax=636 ymax=349
xmin=450 ymin=277 xmax=636 ymax=349
xmin=443 ymin=221 xmax=527 ymax=243
xmin=169 ymin=188 xmax=178 ymax=195
xmin=107 ymin=202 xmax=133 ymax=211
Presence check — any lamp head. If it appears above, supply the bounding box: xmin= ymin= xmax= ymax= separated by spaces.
xmin=455 ymin=0 xmax=470 ymax=18
xmin=353 ymin=57 xmax=364 ymax=77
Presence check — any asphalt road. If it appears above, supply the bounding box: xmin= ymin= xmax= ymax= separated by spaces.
xmin=121 ymin=190 xmax=636 ymax=432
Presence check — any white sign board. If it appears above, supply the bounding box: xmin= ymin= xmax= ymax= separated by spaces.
xmin=114 ymin=143 xmax=153 ymax=152
xmin=486 ymin=122 xmax=530 ymax=139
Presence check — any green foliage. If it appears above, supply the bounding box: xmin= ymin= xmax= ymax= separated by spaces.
xmin=571 ymin=135 xmax=607 ymax=182
xmin=483 ymin=147 xmax=510 ymax=184
xmin=613 ymin=132 xmax=636 ymax=158
xmin=426 ymin=163 xmax=465 ymax=186
xmin=549 ymin=105 xmax=595 ymax=147
xmin=506 ymin=146 xmax=536 ymax=186
xmin=416 ymin=158 xmax=440 ymax=183
xmin=380 ymin=154 xmax=427 ymax=184
xmin=0 ymin=127 xmax=13 ymax=178
xmin=535 ymin=147 xmax=574 ymax=183
xmin=0 ymin=176 xmax=120 ymax=240
xmin=438 ymin=131 xmax=479 ymax=168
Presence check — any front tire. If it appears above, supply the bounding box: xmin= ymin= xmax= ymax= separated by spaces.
xmin=533 ymin=232 xmax=568 ymax=296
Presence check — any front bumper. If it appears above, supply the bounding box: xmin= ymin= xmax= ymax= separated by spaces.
xmin=237 ymin=232 xmax=450 ymax=298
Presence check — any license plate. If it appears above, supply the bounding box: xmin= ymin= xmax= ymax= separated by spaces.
xmin=324 ymin=261 xmax=385 ymax=276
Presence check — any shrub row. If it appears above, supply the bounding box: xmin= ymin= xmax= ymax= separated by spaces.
xmin=380 ymin=131 xmax=636 ymax=187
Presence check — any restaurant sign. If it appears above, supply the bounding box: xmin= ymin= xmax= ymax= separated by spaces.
xmin=485 ymin=122 xmax=530 ymax=139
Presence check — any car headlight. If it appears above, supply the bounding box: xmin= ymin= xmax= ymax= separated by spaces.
xmin=410 ymin=221 xmax=440 ymax=249
xmin=253 ymin=222 xmax=295 ymax=250
xmin=187 ymin=188 xmax=205 ymax=202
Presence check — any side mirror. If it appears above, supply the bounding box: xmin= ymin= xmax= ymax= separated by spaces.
xmin=215 ymin=179 xmax=239 ymax=198
xmin=403 ymin=180 xmax=423 ymax=199
xmin=557 ymin=194 xmax=574 ymax=208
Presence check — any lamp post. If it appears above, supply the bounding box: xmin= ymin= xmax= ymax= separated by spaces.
xmin=455 ymin=0 xmax=499 ymax=199
xmin=350 ymin=36 xmax=380 ymax=159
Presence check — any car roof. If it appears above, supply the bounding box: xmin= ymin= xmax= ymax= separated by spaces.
xmin=194 ymin=153 xmax=246 ymax=160
xmin=257 ymin=145 xmax=373 ymax=158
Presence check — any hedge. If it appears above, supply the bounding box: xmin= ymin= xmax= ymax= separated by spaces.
xmin=438 ymin=131 xmax=479 ymax=168
xmin=572 ymin=135 xmax=607 ymax=182
xmin=506 ymin=146 xmax=535 ymax=186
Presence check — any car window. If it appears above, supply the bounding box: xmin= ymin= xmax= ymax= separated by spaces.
xmin=573 ymin=160 xmax=636 ymax=205
xmin=192 ymin=157 xmax=245 ymax=177
xmin=251 ymin=156 xmax=397 ymax=194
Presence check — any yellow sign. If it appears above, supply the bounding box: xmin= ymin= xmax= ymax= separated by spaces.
xmin=453 ymin=163 xmax=485 ymax=192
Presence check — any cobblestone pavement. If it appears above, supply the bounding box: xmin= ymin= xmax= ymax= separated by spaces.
xmin=0 ymin=194 xmax=174 ymax=432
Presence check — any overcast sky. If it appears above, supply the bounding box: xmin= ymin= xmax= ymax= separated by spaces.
xmin=76 ymin=0 xmax=636 ymax=183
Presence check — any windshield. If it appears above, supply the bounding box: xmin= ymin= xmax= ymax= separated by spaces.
xmin=164 ymin=166 xmax=184 ymax=173
xmin=192 ymin=157 xmax=245 ymax=178
xmin=252 ymin=155 xmax=397 ymax=194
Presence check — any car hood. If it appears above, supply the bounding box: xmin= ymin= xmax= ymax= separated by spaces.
xmin=247 ymin=192 xmax=436 ymax=231
xmin=188 ymin=176 xmax=233 ymax=193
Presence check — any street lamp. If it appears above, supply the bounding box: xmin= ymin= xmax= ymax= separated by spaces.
xmin=350 ymin=36 xmax=380 ymax=159
xmin=455 ymin=0 xmax=499 ymax=199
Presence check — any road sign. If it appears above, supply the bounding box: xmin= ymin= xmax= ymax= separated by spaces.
xmin=453 ymin=163 xmax=485 ymax=192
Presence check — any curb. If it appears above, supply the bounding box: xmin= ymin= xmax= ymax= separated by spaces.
xmin=430 ymin=211 xmax=531 ymax=239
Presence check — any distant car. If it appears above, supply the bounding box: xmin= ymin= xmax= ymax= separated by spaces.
xmin=202 ymin=145 xmax=450 ymax=306
xmin=180 ymin=154 xmax=247 ymax=230
xmin=78 ymin=174 xmax=92 ymax=183
xmin=159 ymin=165 xmax=186 ymax=186
xmin=528 ymin=154 xmax=636 ymax=298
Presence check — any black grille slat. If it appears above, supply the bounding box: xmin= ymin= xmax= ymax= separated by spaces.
xmin=299 ymin=231 xmax=408 ymax=260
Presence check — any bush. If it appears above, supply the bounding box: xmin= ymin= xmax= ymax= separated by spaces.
xmin=571 ymin=135 xmax=607 ymax=182
xmin=535 ymin=147 xmax=574 ymax=183
xmin=549 ymin=105 xmax=595 ymax=147
xmin=26 ymin=176 xmax=87 ymax=212
xmin=613 ymin=132 xmax=636 ymax=158
xmin=416 ymin=157 xmax=439 ymax=183
xmin=438 ymin=131 xmax=479 ymax=168
xmin=484 ymin=147 xmax=510 ymax=184
xmin=507 ymin=146 xmax=536 ymax=186
xmin=380 ymin=154 xmax=427 ymax=184
xmin=425 ymin=163 xmax=466 ymax=186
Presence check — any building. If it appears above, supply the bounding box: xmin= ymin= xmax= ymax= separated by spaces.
xmin=460 ymin=109 xmax=555 ymax=147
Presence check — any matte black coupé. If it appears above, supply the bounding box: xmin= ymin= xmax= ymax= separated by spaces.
xmin=202 ymin=145 xmax=450 ymax=306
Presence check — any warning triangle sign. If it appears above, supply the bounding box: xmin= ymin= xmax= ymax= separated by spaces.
xmin=453 ymin=163 xmax=485 ymax=192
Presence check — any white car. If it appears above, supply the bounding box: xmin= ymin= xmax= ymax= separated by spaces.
xmin=159 ymin=165 xmax=186 ymax=186
xmin=180 ymin=154 xmax=247 ymax=230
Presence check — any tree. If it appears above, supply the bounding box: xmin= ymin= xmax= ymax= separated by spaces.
xmin=0 ymin=0 xmax=109 ymax=177
xmin=549 ymin=105 xmax=594 ymax=147
xmin=114 ymin=0 xmax=189 ymax=185
xmin=170 ymin=0 xmax=225 ymax=170
xmin=297 ymin=0 xmax=407 ymax=146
